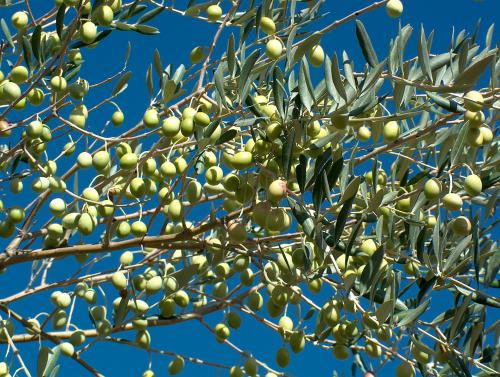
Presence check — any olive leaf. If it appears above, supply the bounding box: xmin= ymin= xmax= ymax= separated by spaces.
xmin=355 ymin=20 xmax=378 ymax=68
xmin=358 ymin=246 xmax=385 ymax=296
xmin=396 ymin=299 xmax=430 ymax=327
xmin=112 ymin=71 xmax=132 ymax=96
xmin=453 ymin=50 xmax=497 ymax=87
xmin=418 ymin=25 xmax=433 ymax=82
xmin=56 ymin=4 xmax=66 ymax=39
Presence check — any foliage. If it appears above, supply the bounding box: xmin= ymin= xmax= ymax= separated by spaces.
xmin=0 ymin=0 xmax=498 ymax=376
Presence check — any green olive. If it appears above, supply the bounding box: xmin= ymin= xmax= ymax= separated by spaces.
xmin=464 ymin=110 xmax=484 ymax=128
xmin=463 ymin=90 xmax=484 ymax=112
xmin=111 ymin=110 xmax=124 ymax=126
xmin=206 ymin=4 xmax=222 ymax=21
xmin=276 ymin=347 xmax=290 ymax=368
xmin=243 ymin=357 xmax=257 ymax=376
xmin=8 ymin=206 xmax=25 ymax=224
xmin=309 ymin=44 xmax=325 ymax=67
xmin=268 ymin=179 xmax=287 ymax=203
xmin=162 ymin=116 xmax=180 ymax=137
xmin=333 ymin=344 xmax=350 ymax=360
xmin=451 ymin=216 xmax=471 ymax=236
xmin=396 ymin=363 xmax=415 ymax=377
xmin=260 ymin=16 xmax=276 ymax=35
xmin=119 ymin=152 xmax=138 ymax=170
xmin=214 ymin=323 xmax=230 ymax=342
xmin=11 ymin=11 xmax=28 ymax=29
xmin=227 ymin=222 xmax=247 ymax=242
xmin=92 ymin=150 xmax=110 ymax=171
xmin=143 ymin=108 xmax=160 ymax=128
xmin=247 ymin=291 xmax=263 ymax=311
xmin=80 ymin=21 xmax=97 ymax=44
xmin=135 ymin=330 xmax=151 ymax=349
xmin=189 ymin=46 xmax=205 ymax=64
xmin=131 ymin=220 xmax=147 ymax=236
xmin=96 ymin=5 xmax=114 ymax=26
xmin=386 ymin=0 xmax=403 ymax=18
xmin=466 ymin=127 xmax=483 ymax=147
xmin=173 ymin=290 xmax=190 ymax=307
xmin=10 ymin=66 xmax=29 ymax=84
xmin=50 ymin=76 xmax=67 ymax=92
xmin=49 ymin=198 xmax=66 ymax=217
xmin=159 ymin=298 xmax=176 ymax=317
xmin=194 ymin=111 xmax=210 ymax=127
xmin=357 ymin=125 xmax=371 ymax=141
xmin=227 ymin=312 xmax=241 ymax=329
xmin=27 ymin=88 xmax=44 ymax=105
xmin=229 ymin=366 xmax=244 ymax=377
xmin=77 ymin=213 xmax=95 ymax=235
xmin=464 ymin=174 xmax=482 ymax=196
xmin=266 ymin=39 xmax=283 ymax=60
xmin=2 ymin=81 xmax=21 ymax=102
xmin=443 ymin=193 xmax=462 ymax=211
xmin=365 ymin=339 xmax=382 ymax=357
xmin=60 ymin=342 xmax=75 ymax=357
xmin=168 ymin=356 xmax=184 ymax=375
xmin=185 ymin=180 xmax=202 ymax=203
xmin=480 ymin=126 xmax=493 ymax=144
xmin=423 ymin=179 xmax=441 ymax=200
xmin=383 ymin=121 xmax=400 ymax=142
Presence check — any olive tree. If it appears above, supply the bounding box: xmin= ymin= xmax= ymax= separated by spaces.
xmin=0 ymin=0 xmax=498 ymax=376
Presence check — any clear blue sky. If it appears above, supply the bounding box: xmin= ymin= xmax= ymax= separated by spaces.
xmin=0 ymin=0 xmax=498 ymax=376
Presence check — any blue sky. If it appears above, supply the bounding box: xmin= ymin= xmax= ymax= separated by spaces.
xmin=0 ymin=0 xmax=499 ymax=376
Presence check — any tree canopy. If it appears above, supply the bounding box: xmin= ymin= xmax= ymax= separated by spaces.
xmin=0 ymin=0 xmax=498 ymax=376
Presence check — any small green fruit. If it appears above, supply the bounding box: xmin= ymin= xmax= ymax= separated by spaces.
xmin=92 ymin=151 xmax=110 ymax=171
xmin=77 ymin=152 xmax=93 ymax=169
xmin=11 ymin=11 xmax=28 ymax=29
xmin=276 ymin=347 xmax=290 ymax=368
xmin=162 ymin=116 xmax=181 ymax=137
xmin=423 ymin=179 xmax=441 ymax=200
xmin=396 ymin=363 xmax=415 ymax=377
xmin=309 ymin=44 xmax=325 ymax=67
xmin=206 ymin=4 xmax=222 ymax=21
xmin=80 ymin=22 xmax=97 ymax=44
xmin=215 ymin=323 xmax=230 ymax=342
xmin=443 ymin=193 xmax=462 ymax=211
xmin=60 ymin=342 xmax=75 ymax=357
xmin=131 ymin=220 xmax=147 ymax=236
xmin=189 ymin=46 xmax=205 ymax=64
xmin=266 ymin=39 xmax=283 ymax=60
xmin=464 ymin=174 xmax=482 ymax=197
xmin=333 ymin=344 xmax=350 ymax=360
xmin=50 ymin=76 xmax=67 ymax=92
xmin=2 ymin=82 xmax=21 ymax=102
xmin=243 ymin=357 xmax=257 ymax=376
xmin=231 ymin=151 xmax=253 ymax=170
xmin=77 ymin=213 xmax=95 ymax=235
xmin=383 ymin=121 xmax=400 ymax=142
xmin=135 ymin=330 xmax=151 ymax=349
xmin=10 ymin=66 xmax=29 ymax=83
xmin=227 ymin=312 xmax=241 ymax=329
xmin=111 ymin=110 xmax=124 ymax=126
xmin=463 ymin=90 xmax=484 ymax=112
xmin=96 ymin=5 xmax=114 ymax=26
xmin=168 ymin=356 xmax=184 ymax=375
xmin=386 ymin=0 xmax=403 ymax=18
xmin=451 ymin=216 xmax=471 ymax=236
xmin=143 ymin=108 xmax=160 ymax=128
xmin=260 ymin=16 xmax=276 ymax=35
xmin=119 ymin=152 xmax=138 ymax=170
